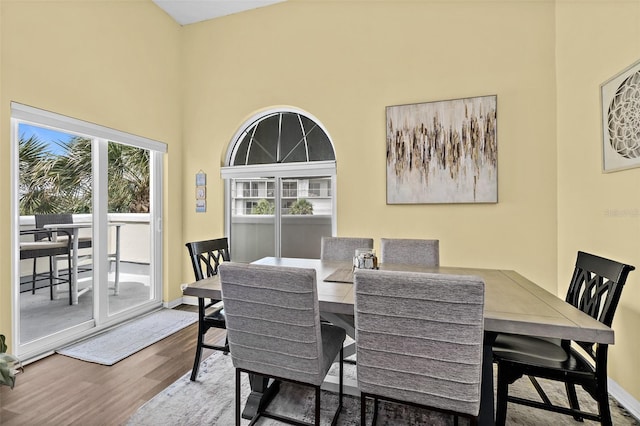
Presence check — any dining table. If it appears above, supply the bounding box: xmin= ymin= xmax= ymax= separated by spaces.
xmin=44 ymin=222 xmax=124 ymax=304
xmin=183 ymin=257 xmax=615 ymax=425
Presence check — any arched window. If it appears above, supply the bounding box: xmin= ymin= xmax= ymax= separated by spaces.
xmin=222 ymin=108 xmax=336 ymax=261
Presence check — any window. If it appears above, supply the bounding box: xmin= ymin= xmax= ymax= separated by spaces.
xmin=222 ymin=108 xmax=337 ymax=261
xmin=282 ymin=181 xmax=297 ymax=198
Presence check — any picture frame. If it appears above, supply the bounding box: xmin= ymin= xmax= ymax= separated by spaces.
xmin=601 ymin=58 xmax=640 ymax=173
xmin=195 ymin=171 xmax=206 ymax=186
xmin=386 ymin=95 xmax=498 ymax=204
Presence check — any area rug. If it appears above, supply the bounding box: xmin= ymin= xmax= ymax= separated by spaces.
xmin=127 ymin=351 xmax=639 ymax=426
xmin=56 ymin=309 xmax=197 ymax=365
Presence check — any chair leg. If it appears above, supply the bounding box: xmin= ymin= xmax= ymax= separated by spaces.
xmin=235 ymin=369 xmax=241 ymax=426
xmin=48 ymin=256 xmax=55 ymax=300
xmin=330 ymin=348 xmax=344 ymax=426
xmin=190 ymin=342 xmax=204 ymax=381
xmin=315 ymin=386 xmax=321 ymax=426
xmin=190 ymin=298 xmax=207 ymax=381
xmin=360 ymin=393 xmax=367 ymax=426
xmin=597 ymin=387 xmax=613 ymax=426
xmin=495 ymin=364 xmax=509 ymax=426
xmin=32 ymin=258 xmax=37 ymax=294
xmin=66 ymin=250 xmax=72 ymax=305
xmin=339 ymin=347 xmax=344 ymax=407
xmin=372 ymin=396 xmax=379 ymax=426
xmin=565 ymin=382 xmax=583 ymax=422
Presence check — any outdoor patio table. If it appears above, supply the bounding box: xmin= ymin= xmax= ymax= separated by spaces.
xmin=45 ymin=222 xmax=124 ymax=304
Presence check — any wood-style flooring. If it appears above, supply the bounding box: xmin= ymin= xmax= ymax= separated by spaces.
xmin=0 ymin=306 xmax=226 ymax=426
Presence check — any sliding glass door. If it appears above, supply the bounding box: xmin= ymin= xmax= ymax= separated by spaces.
xmin=12 ymin=103 xmax=165 ymax=360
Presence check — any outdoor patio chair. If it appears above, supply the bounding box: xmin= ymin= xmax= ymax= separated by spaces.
xmin=492 ymin=251 xmax=635 ymax=426
xmin=34 ymin=214 xmax=92 ymax=284
xmin=185 ymin=237 xmax=230 ymax=381
xmin=20 ymin=228 xmax=73 ymax=305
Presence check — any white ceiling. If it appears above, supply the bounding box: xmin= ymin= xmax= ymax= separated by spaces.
xmin=152 ymin=0 xmax=287 ymax=26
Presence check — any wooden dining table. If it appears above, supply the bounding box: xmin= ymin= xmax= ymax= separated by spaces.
xmin=183 ymin=257 xmax=614 ymax=425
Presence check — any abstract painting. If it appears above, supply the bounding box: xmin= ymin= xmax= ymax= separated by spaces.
xmin=601 ymin=59 xmax=640 ymax=172
xmin=386 ymin=95 xmax=497 ymax=204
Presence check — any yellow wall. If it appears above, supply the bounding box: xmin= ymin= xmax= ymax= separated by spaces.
xmin=0 ymin=0 xmax=183 ymax=348
xmin=181 ymin=0 xmax=559 ymax=293
xmin=556 ymin=0 xmax=640 ymax=400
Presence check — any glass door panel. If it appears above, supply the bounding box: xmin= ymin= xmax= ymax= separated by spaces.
xmin=17 ymin=123 xmax=94 ymax=345
xmin=106 ymin=142 xmax=153 ymax=315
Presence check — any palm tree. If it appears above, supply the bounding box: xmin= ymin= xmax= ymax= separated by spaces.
xmin=289 ymin=198 xmax=313 ymax=215
xmin=252 ymin=199 xmax=275 ymax=215
xmin=107 ymin=142 xmax=150 ymax=213
xmin=19 ymin=135 xmax=150 ymax=215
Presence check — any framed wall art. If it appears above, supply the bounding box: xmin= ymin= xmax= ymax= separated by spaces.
xmin=386 ymin=95 xmax=498 ymax=204
xmin=601 ymin=58 xmax=640 ymax=173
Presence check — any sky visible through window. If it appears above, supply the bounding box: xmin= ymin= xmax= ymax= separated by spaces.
xmin=19 ymin=123 xmax=73 ymax=156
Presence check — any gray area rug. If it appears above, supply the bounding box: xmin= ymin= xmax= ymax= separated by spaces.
xmin=56 ymin=309 xmax=197 ymax=365
xmin=127 ymin=351 xmax=639 ymax=425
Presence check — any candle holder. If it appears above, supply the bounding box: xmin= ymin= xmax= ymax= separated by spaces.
xmin=353 ymin=248 xmax=378 ymax=270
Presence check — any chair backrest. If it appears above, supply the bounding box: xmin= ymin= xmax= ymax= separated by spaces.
xmin=34 ymin=214 xmax=74 ymax=242
xmin=354 ymin=269 xmax=484 ymax=416
xmin=320 ymin=237 xmax=374 ymax=261
xmin=219 ymin=262 xmax=327 ymax=386
xmin=565 ymin=251 xmax=634 ymax=355
xmin=380 ymin=238 xmax=439 ymax=266
xmin=185 ymin=237 xmax=230 ymax=281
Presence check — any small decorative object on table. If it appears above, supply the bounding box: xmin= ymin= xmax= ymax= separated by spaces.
xmin=354 ymin=248 xmax=378 ymax=270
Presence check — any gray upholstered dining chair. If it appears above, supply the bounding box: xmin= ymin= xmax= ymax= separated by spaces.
xmin=379 ymin=238 xmax=439 ymax=266
xmin=320 ymin=236 xmax=374 ymax=262
xmin=219 ymin=262 xmax=346 ymax=426
xmin=354 ymin=269 xmax=484 ymax=425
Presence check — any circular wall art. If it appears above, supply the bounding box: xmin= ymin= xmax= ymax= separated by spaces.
xmin=601 ymin=59 xmax=640 ymax=172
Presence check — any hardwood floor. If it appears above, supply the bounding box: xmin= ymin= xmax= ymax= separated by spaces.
xmin=0 ymin=306 xmax=226 ymax=426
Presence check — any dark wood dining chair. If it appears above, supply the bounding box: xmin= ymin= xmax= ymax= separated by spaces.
xmin=354 ymin=269 xmax=484 ymax=425
xmin=185 ymin=237 xmax=230 ymax=381
xmin=219 ymin=262 xmax=345 ymax=426
xmin=492 ymin=251 xmax=635 ymax=426
xmin=20 ymin=228 xmax=73 ymax=304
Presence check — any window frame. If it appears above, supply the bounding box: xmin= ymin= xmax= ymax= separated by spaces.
xmin=222 ymin=107 xmax=337 ymax=258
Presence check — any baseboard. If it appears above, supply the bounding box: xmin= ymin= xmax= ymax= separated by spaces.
xmin=163 ymin=297 xmax=185 ymax=309
xmin=162 ymin=294 xmax=198 ymax=309
xmin=609 ymin=378 xmax=640 ymax=421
